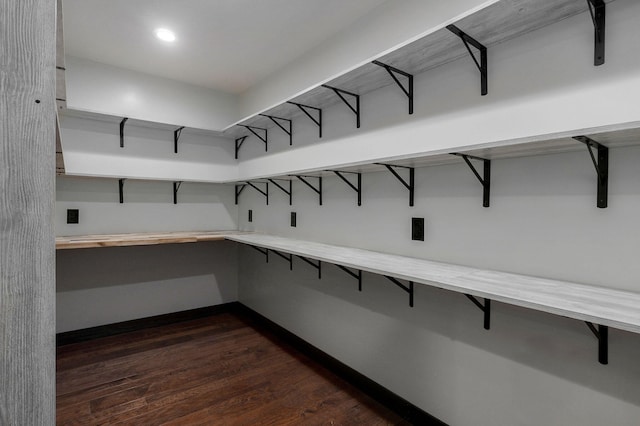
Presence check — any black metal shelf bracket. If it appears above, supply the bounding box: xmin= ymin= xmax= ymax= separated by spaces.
xmin=587 ymin=0 xmax=606 ymax=66
xmin=247 ymin=181 xmax=269 ymax=205
xmin=336 ymin=265 xmax=363 ymax=291
xmin=330 ymin=171 xmax=362 ymax=206
xmin=451 ymin=153 xmax=491 ymax=207
xmin=259 ymin=114 xmax=293 ymax=145
xmin=240 ymin=125 xmax=268 ymax=152
xmin=573 ymin=136 xmax=609 ymax=208
xmin=271 ymin=249 xmax=293 ymax=270
xmin=287 ymin=101 xmax=322 ymax=138
xmin=447 ymin=25 xmax=488 ymax=96
xmin=174 ymin=126 xmax=185 ymax=154
xmin=235 ymin=184 xmax=246 ymax=205
xmin=296 ymin=255 xmax=322 ymax=279
xmin=118 ymin=178 xmax=125 ymax=203
xmin=586 ymin=322 xmax=608 ymax=364
xmin=293 ymin=175 xmax=323 ymax=206
xmin=375 ymin=163 xmax=415 ymax=207
xmin=465 ymin=295 xmax=491 ymax=330
xmin=249 ymin=245 xmax=269 ymax=262
xmin=235 ymin=136 xmax=247 ymax=160
xmin=372 ymin=60 xmax=414 ymax=115
xmin=173 ymin=181 xmax=182 ymax=205
xmin=322 ymin=85 xmax=360 ymax=128
xmin=119 ymin=117 xmax=128 ymax=148
xmin=268 ymin=179 xmax=293 ymax=205
xmin=384 ymin=276 xmax=414 ymax=307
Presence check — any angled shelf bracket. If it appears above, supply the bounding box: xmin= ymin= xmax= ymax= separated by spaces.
xmin=375 ymin=163 xmax=415 ymax=207
xmin=293 ymin=175 xmax=323 ymax=206
xmin=235 ymin=184 xmax=246 ymax=205
xmin=287 ymin=101 xmax=322 ymax=138
xmin=240 ymin=125 xmax=268 ymax=152
xmin=296 ymin=255 xmax=322 ymax=279
xmin=451 ymin=153 xmax=491 ymax=207
xmin=268 ymin=179 xmax=293 ymax=205
xmin=322 ymin=85 xmax=360 ymax=128
xmin=271 ymin=249 xmax=293 ymax=270
xmin=446 ymin=24 xmax=488 ymax=96
xmin=372 ymin=60 xmax=414 ymax=115
xmin=573 ymin=136 xmax=608 ymax=208
xmin=249 ymin=245 xmax=269 ymax=262
xmin=330 ymin=170 xmax=362 ymax=206
xmin=235 ymin=136 xmax=247 ymax=160
xmin=260 ymin=114 xmax=293 ymax=145
xmin=235 ymin=181 xmax=269 ymax=205
xmin=336 ymin=265 xmax=363 ymax=291
xmin=384 ymin=276 xmax=414 ymax=307
xmin=173 ymin=181 xmax=182 ymax=205
xmin=587 ymin=0 xmax=606 ymax=66
xmin=118 ymin=179 xmax=125 ymax=204
xmin=119 ymin=117 xmax=128 ymax=148
xmin=465 ymin=295 xmax=491 ymax=330
xmin=586 ymin=322 xmax=608 ymax=364
xmin=174 ymin=126 xmax=185 ymax=154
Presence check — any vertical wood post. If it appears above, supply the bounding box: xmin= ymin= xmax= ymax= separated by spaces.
xmin=0 ymin=0 xmax=56 ymax=424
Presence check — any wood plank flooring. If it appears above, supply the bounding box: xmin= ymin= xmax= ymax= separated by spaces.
xmin=57 ymin=311 xmax=409 ymax=425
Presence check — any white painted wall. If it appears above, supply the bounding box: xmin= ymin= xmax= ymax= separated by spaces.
xmin=65 ymin=56 xmax=239 ymax=131
xmin=56 ymin=175 xmax=239 ymax=332
xmin=239 ymin=0 xmax=498 ymax=118
xmin=60 ymin=115 xmax=237 ymax=182
xmin=237 ymin=1 xmax=640 ymax=180
xmin=237 ymin=145 xmax=640 ymax=426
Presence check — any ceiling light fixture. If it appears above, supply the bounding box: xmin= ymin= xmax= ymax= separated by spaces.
xmin=154 ymin=28 xmax=176 ymax=42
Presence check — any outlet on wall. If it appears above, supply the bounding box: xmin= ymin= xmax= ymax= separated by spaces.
xmin=411 ymin=217 xmax=424 ymax=241
xmin=248 ymin=209 xmax=253 ymax=222
xmin=67 ymin=209 xmax=79 ymax=224
xmin=290 ymin=212 xmax=297 ymax=227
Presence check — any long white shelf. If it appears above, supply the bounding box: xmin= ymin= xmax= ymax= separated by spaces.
xmin=226 ymin=233 xmax=640 ymax=336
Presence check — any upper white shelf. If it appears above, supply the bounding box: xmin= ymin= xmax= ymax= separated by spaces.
xmin=226 ymin=233 xmax=640 ymax=336
xmin=224 ymin=0 xmax=615 ymax=137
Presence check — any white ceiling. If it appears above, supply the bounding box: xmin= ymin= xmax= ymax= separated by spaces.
xmin=63 ymin=0 xmax=388 ymax=95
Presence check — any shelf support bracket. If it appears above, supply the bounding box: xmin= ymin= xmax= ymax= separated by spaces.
xmin=235 ymin=184 xmax=246 ymax=205
xmin=287 ymin=101 xmax=322 ymax=138
xmin=322 ymin=85 xmax=360 ymax=128
xmin=268 ymin=179 xmax=293 ymax=205
xmin=235 ymin=136 xmax=247 ymax=160
xmin=451 ymin=153 xmax=491 ymax=207
xmin=271 ymin=249 xmax=293 ymax=270
xmin=465 ymin=295 xmax=491 ymax=330
xmin=174 ymin=126 xmax=185 ymax=154
xmin=296 ymin=255 xmax=322 ymax=279
xmin=573 ymin=136 xmax=608 ymax=208
xmin=240 ymin=125 xmax=268 ymax=152
xmin=260 ymin=114 xmax=293 ymax=145
xmin=331 ymin=171 xmax=362 ymax=206
xmin=118 ymin=178 xmax=125 ymax=204
xmin=173 ymin=181 xmax=182 ymax=205
xmin=372 ymin=60 xmax=413 ymax=115
xmin=587 ymin=0 xmax=606 ymax=66
xmin=249 ymin=245 xmax=269 ymax=262
xmin=384 ymin=276 xmax=414 ymax=307
xmin=293 ymin=175 xmax=322 ymax=206
xmin=119 ymin=117 xmax=128 ymax=148
xmin=336 ymin=265 xmax=363 ymax=291
xmin=447 ymin=25 xmax=488 ymax=96
xmin=246 ymin=181 xmax=269 ymax=205
xmin=586 ymin=322 xmax=608 ymax=364
xmin=375 ymin=163 xmax=415 ymax=207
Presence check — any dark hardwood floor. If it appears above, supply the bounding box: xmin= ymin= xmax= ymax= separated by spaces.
xmin=57 ymin=311 xmax=410 ymax=425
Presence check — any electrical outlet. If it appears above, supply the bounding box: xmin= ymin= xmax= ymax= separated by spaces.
xmin=67 ymin=209 xmax=79 ymax=224
xmin=411 ymin=217 xmax=424 ymax=241
xmin=248 ymin=209 xmax=253 ymax=222
xmin=290 ymin=212 xmax=297 ymax=227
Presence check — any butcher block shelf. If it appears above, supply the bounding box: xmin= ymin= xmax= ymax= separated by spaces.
xmin=55 ymin=231 xmax=248 ymax=250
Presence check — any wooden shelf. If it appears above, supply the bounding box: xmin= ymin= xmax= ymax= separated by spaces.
xmin=226 ymin=233 xmax=640 ymax=335
xmin=55 ymin=230 xmax=248 ymax=250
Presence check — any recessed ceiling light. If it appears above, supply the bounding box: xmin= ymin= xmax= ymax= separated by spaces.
xmin=154 ymin=28 xmax=176 ymax=42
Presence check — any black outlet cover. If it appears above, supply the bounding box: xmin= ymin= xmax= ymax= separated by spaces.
xmin=290 ymin=212 xmax=297 ymax=227
xmin=248 ymin=209 xmax=253 ymax=222
xmin=67 ymin=209 xmax=79 ymax=224
xmin=411 ymin=217 xmax=424 ymax=241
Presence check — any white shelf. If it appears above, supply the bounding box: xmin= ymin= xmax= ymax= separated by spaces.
xmin=227 ymin=233 xmax=640 ymax=335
